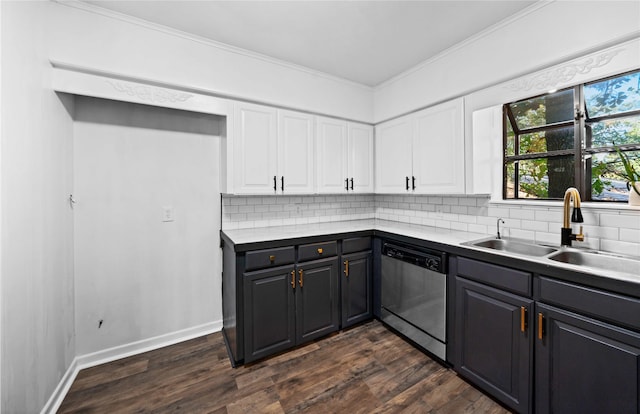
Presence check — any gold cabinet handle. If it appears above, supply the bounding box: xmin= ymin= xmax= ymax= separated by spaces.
xmin=344 ymin=260 xmax=349 ymax=277
xmin=520 ymin=306 xmax=527 ymax=333
xmin=269 ymin=255 xmax=275 ymax=264
xmin=290 ymin=270 xmax=295 ymax=289
xmin=298 ymin=269 xmax=303 ymax=288
xmin=538 ymin=312 xmax=544 ymax=340
xmin=317 ymin=248 xmax=323 ymax=255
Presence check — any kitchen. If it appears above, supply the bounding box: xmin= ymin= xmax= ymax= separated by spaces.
xmin=2 ymin=1 xmax=640 ymax=413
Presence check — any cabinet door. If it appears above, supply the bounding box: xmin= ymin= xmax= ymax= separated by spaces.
xmin=243 ymin=264 xmax=296 ymax=363
xmin=233 ymin=102 xmax=278 ymax=194
xmin=277 ymin=110 xmax=315 ymax=194
xmin=296 ymin=257 xmax=340 ymax=344
xmin=341 ymin=250 xmax=372 ymax=328
xmin=348 ymin=123 xmax=374 ymax=193
xmin=455 ymin=277 xmax=533 ymax=414
xmin=316 ymin=116 xmax=348 ymax=193
xmin=535 ymin=303 xmax=640 ymax=414
xmin=412 ymin=97 xmax=465 ymax=194
xmin=375 ymin=116 xmax=413 ymax=193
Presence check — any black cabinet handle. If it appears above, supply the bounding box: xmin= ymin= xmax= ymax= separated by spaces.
xmin=412 ymin=176 xmax=416 ymax=190
xmin=406 ymin=176 xmax=410 ymax=191
xmin=281 ymin=176 xmax=284 ymax=192
xmin=345 ymin=178 xmax=349 ymax=191
xmin=350 ymin=178 xmax=354 ymax=190
xmin=273 ymin=176 xmax=277 ymax=192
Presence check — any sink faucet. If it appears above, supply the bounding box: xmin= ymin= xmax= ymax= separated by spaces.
xmin=496 ymin=218 xmax=505 ymax=239
xmin=561 ymin=187 xmax=584 ymax=246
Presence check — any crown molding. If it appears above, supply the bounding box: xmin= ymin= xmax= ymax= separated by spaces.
xmin=52 ymin=0 xmax=373 ymax=92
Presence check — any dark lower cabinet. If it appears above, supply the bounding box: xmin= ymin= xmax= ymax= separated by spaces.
xmin=535 ymin=303 xmax=640 ymax=414
xmin=243 ymin=264 xmax=296 ymax=362
xmin=455 ymin=277 xmax=533 ymax=414
xmin=243 ymin=257 xmax=340 ymax=363
xmin=296 ymin=257 xmax=340 ymax=343
xmin=341 ymin=250 xmax=372 ymax=328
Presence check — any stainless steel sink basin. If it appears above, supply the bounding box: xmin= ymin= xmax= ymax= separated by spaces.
xmin=548 ymin=250 xmax=640 ymax=274
xmin=466 ymin=238 xmax=558 ymax=257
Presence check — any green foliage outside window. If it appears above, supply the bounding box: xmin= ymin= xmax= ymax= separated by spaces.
xmin=504 ymin=69 xmax=640 ymax=201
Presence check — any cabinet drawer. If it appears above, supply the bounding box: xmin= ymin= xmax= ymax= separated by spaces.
xmin=298 ymin=241 xmax=337 ymax=262
xmin=457 ymin=257 xmax=531 ymax=297
xmin=342 ymin=237 xmax=371 ymax=254
xmin=245 ymin=246 xmax=295 ymax=271
xmin=537 ymin=276 xmax=640 ymax=332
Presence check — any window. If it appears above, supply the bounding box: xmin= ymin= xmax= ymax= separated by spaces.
xmin=503 ymin=69 xmax=640 ymax=202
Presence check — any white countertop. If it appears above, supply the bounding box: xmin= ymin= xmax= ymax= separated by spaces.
xmin=222 ymin=219 xmax=640 ymax=291
xmin=221 ymin=219 xmax=487 ymax=247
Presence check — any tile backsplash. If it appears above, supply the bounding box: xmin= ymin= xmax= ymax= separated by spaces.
xmin=222 ymin=194 xmax=640 ymax=256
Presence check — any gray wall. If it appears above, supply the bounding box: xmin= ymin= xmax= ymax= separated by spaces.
xmin=73 ymin=96 xmax=223 ymax=355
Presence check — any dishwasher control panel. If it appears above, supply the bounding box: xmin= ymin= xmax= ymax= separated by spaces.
xmin=382 ymin=243 xmax=447 ymax=273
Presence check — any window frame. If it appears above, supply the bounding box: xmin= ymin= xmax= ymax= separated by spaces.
xmin=502 ymin=69 xmax=640 ymax=202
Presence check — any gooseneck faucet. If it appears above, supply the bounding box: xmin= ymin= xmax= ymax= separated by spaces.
xmin=496 ymin=218 xmax=505 ymax=240
xmin=561 ymin=187 xmax=584 ymax=246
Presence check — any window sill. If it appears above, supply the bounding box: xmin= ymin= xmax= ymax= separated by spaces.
xmin=489 ymin=198 xmax=640 ymax=211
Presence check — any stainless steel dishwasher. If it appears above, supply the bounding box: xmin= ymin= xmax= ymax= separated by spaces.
xmin=381 ymin=242 xmax=447 ymax=361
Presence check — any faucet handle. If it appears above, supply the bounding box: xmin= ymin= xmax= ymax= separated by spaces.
xmin=575 ymin=226 xmax=585 ymax=242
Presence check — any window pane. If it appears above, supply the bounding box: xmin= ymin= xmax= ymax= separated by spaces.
xmin=505 ymin=162 xmax=516 ymax=198
xmin=591 ymin=150 xmax=640 ymax=201
xmin=588 ymin=114 xmax=640 ymax=148
xmin=518 ymin=156 xmax=575 ymax=199
xmin=585 ymin=71 xmax=640 ymax=118
xmin=509 ymin=89 xmax=574 ymax=130
xmin=519 ymin=126 xmax=575 ymax=154
xmin=506 ymin=119 xmax=515 ymax=156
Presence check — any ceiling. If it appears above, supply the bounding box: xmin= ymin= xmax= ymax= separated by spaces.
xmin=82 ymin=1 xmax=537 ymax=87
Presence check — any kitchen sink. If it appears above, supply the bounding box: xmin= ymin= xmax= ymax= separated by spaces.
xmin=548 ymin=250 xmax=640 ymax=275
xmin=466 ymin=237 xmax=558 ymax=257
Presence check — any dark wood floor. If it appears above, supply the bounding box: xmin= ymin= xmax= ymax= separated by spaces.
xmin=58 ymin=320 xmax=511 ymax=413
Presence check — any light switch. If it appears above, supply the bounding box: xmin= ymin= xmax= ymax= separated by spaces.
xmin=162 ymin=205 xmax=174 ymax=222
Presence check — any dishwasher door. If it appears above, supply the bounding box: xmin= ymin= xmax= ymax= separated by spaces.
xmin=381 ymin=254 xmax=447 ymax=360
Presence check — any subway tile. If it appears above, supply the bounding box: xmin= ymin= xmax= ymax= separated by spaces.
xmin=459 ymin=197 xmax=478 ymax=206
xmin=600 ymin=213 xmax=640 ymax=230
xmin=521 ymin=220 xmax=548 ymax=232
xmin=467 ymin=223 xmax=489 ymax=235
xmin=487 ymin=206 xmax=510 ymax=218
xmin=583 ymin=225 xmax=618 ymax=240
xmin=450 ymin=221 xmax=468 ymax=231
xmin=509 ymin=228 xmax=535 ymax=240
xmin=229 ymin=197 xmax=247 ymax=205
xmin=509 ymin=209 xmax=535 ymax=220
xmin=451 ymin=205 xmax=468 ymax=215
xmin=238 ymin=205 xmax=255 ymax=213
xmin=620 ymin=228 xmax=640 ymax=243
xmin=600 ymin=239 xmax=640 ymax=256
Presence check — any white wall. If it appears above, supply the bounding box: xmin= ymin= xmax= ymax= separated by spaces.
xmin=1 ymin=2 xmax=75 ymax=412
xmin=48 ymin=1 xmax=374 ymax=123
xmin=373 ymin=1 xmax=640 ymax=122
xmin=73 ymin=96 xmax=222 ymax=355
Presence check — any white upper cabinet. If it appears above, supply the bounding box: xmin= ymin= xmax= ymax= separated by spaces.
xmin=375 ymin=116 xmax=413 ymax=193
xmin=316 ymin=116 xmax=348 ymax=193
xmin=375 ymin=97 xmax=465 ymax=194
xmin=347 ymin=123 xmax=374 ymax=193
xmin=232 ymin=102 xmax=314 ymax=194
xmin=412 ymin=97 xmax=465 ymax=194
xmin=316 ymin=117 xmax=374 ymax=193
xmin=233 ymin=102 xmax=278 ymax=194
xmin=278 ymin=110 xmax=315 ymax=194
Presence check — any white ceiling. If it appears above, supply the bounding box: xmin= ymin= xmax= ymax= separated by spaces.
xmin=82 ymin=0 xmax=537 ymax=87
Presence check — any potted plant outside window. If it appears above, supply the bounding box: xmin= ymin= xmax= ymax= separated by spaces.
xmin=616 ymin=147 xmax=640 ymax=206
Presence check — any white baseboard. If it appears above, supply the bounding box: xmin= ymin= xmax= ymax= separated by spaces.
xmin=41 ymin=320 xmax=222 ymax=414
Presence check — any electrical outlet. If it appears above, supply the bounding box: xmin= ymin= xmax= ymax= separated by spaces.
xmin=162 ymin=205 xmax=174 ymax=222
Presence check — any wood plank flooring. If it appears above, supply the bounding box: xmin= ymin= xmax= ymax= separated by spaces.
xmin=58 ymin=320 xmax=511 ymax=413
